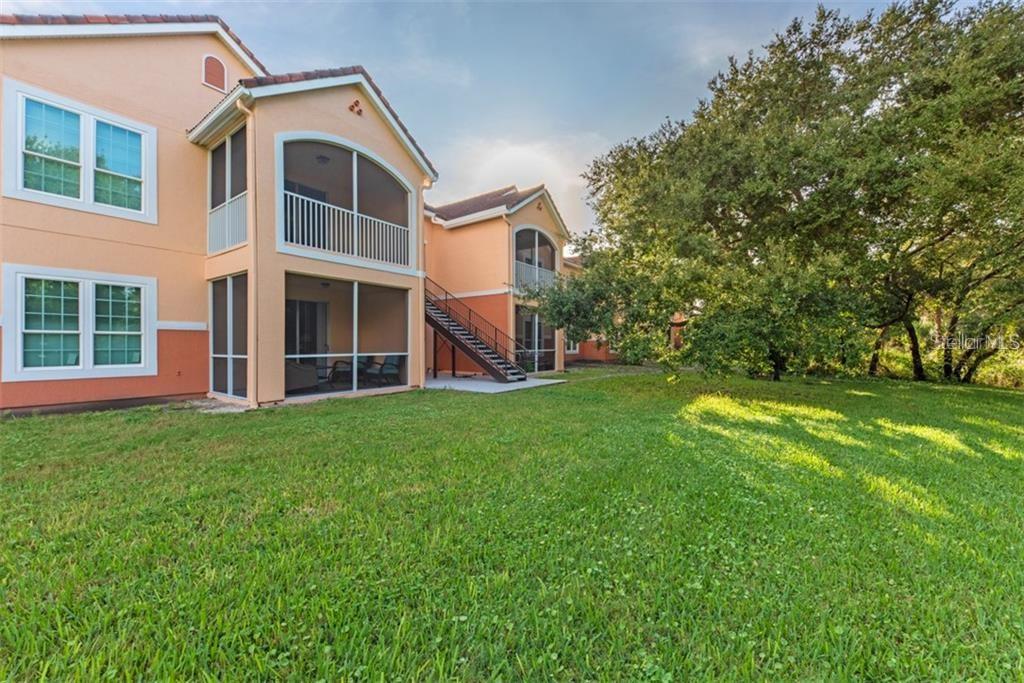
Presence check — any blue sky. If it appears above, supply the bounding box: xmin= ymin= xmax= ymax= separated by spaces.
xmin=11 ymin=1 xmax=893 ymax=232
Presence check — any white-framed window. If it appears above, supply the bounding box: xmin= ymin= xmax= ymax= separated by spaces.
xmin=566 ymin=338 xmax=580 ymax=354
xmin=1 ymin=263 xmax=158 ymax=382
xmin=2 ymin=78 xmax=158 ymax=224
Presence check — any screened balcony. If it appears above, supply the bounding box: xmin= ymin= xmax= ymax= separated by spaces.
xmin=514 ymin=228 xmax=557 ymax=290
xmin=208 ymin=126 xmax=247 ymax=253
xmin=281 ymin=140 xmax=411 ymax=268
xmin=283 ymin=273 xmax=409 ymax=397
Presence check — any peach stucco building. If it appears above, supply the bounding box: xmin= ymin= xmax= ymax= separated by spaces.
xmin=0 ymin=14 xmax=578 ymax=411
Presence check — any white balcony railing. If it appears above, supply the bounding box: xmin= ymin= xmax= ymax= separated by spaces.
xmin=515 ymin=259 xmax=557 ymax=290
xmin=282 ymin=191 xmax=410 ymax=267
xmin=208 ymin=191 xmax=248 ymax=254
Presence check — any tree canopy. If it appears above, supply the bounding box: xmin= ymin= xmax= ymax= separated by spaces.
xmin=534 ymin=0 xmax=1024 ymax=384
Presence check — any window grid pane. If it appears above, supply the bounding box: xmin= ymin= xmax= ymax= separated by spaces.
xmin=24 ymin=333 xmax=80 ymax=368
xmin=95 ymin=121 xmax=142 ymax=178
xmin=95 ymin=170 xmax=142 ymax=211
xmin=22 ymin=278 xmax=80 ymax=368
xmin=23 ymin=152 xmax=81 ymax=199
xmin=94 ymin=332 xmax=143 ymax=366
xmin=24 ymin=99 xmax=80 ymax=162
xmin=94 ymin=284 xmax=143 ymax=366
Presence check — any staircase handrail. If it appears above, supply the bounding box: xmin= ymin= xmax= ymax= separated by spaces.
xmin=424 ymin=276 xmax=528 ymax=375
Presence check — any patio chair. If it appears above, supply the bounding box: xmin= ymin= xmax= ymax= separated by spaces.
xmin=327 ymin=357 xmax=365 ymax=389
xmin=363 ymin=355 xmax=403 ymax=386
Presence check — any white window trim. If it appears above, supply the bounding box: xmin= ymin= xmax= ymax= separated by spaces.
xmin=274 ymin=131 xmax=418 ymax=276
xmin=1 ymin=263 xmax=158 ymax=382
xmin=2 ymin=77 xmax=158 ymax=224
xmin=566 ymin=339 xmax=580 ymax=354
xmin=201 ymin=54 xmax=228 ymax=93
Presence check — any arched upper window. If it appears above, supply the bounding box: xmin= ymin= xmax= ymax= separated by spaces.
xmin=283 ymin=140 xmax=409 ymax=227
xmin=203 ymin=55 xmax=227 ymax=92
xmin=515 ymin=228 xmax=556 ymax=270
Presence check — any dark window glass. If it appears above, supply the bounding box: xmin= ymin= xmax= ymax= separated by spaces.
xmin=284 ymin=299 xmax=297 ymax=356
xmin=210 ymin=142 xmax=226 ymax=208
xmin=536 ymin=233 xmax=556 ymax=270
xmin=211 ymin=278 xmax=227 ymax=355
xmin=212 ymin=357 xmax=228 ymax=393
xmin=231 ymin=359 xmax=247 ymax=398
xmin=515 ymin=230 xmax=535 ymax=264
xmin=357 ymin=156 xmax=407 ymax=226
xmin=231 ymin=274 xmax=247 ymax=355
xmin=230 ymin=126 xmax=247 ymax=197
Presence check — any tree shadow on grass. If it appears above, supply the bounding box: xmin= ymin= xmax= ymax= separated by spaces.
xmin=668 ymin=383 xmax=1024 ymax=556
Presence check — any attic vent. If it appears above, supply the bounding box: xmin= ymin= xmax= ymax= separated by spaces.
xmin=203 ymin=55 xmax=227 ymax=92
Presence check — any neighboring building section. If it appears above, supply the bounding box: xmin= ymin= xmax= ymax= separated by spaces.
xmin=424 ymin=184 xmax=571 ymax=375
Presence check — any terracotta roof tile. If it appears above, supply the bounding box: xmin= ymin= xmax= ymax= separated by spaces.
xmin=1 ymin=14 xmax=268 ymax=74
xmin=239 ymin=66 xmax=437 ymax=177
xmin=427 ymin=184 xmax=546 ymax=221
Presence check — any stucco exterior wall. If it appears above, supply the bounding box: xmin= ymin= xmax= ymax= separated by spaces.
xmin=247 ymin=85 xmax=429 ymax=405
xmin=0 ymin=33 xmax=256 ymax=408
xmin=423 ymin=193 xmax=571 ymax=374
xmin=424 ymin=215 xmax=510 ymax=295
xmin=0 ymin=34 xmax=254 ymax=320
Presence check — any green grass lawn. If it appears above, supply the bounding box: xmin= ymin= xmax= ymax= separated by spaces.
xmin=3 ymin=368 xmax=1024 ymax=679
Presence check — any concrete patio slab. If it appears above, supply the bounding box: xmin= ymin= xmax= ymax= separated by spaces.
xmin=424 ymin=374 xmax=565 ymax=394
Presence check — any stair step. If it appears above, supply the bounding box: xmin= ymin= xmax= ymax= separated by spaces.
xmin=427 ymin=292 xmax=528 ymax=382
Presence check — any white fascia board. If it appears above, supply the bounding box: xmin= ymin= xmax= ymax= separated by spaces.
xmin=508 ymin=188 xmax=570 ymax=240
xmin=187 ymin=86 xmax=247 ymax=144
xmin=247 ymin=75 xmax=438 ymax=182
xmin=0 ymin=23 xmax=269 ymax=77
xmin=437 ymin=206 xmax=509 ymax=229
xmin=507 ymin=188 xmax=547 ymax=214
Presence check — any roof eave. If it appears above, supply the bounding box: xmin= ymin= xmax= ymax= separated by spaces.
xmin=0 ymin=21 xmax=269 ymax=76
xmin=187 ymin=86 xmax=248 ymax=145
xmin=436 ymin=206 xmax=509 ymax=229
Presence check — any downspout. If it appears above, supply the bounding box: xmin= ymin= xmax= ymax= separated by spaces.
xmin=235 ymin=97 xmax=258 ymax=406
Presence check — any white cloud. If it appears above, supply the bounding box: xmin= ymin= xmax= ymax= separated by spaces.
xmin=427 ymin=132 xmax=611 ymax=238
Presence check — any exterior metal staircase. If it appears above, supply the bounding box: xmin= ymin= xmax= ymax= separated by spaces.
xmin=425 ymin=277 xmax=528 ymax=382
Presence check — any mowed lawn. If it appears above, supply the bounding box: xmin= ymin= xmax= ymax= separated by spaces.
xmin=3 ymin=368 xmax=1024 ymax=679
